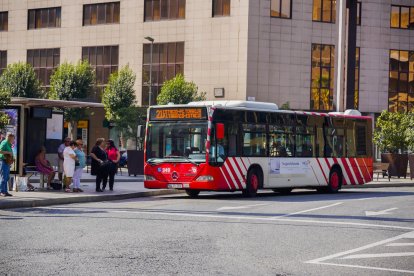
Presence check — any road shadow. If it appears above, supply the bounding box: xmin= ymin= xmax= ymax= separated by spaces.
xmin=165 ymin=189 xmax=414 ymax=203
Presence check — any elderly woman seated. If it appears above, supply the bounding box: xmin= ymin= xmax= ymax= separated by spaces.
xmin=35 ymin=146 xmax=56 ymax=190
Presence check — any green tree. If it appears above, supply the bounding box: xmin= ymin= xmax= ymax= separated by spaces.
xmin=156 ymin=74 xmax=206 ymax=105
xmin=112 ymin=106 xmax=147 ymax=150
xmin=49 ymin=61 xmax=95 ymax=139
xmin=280 ymin=102 xmax=290 ymax=110
xmin=373 ymin=110 xmax=410 ymax=153
xmin=0 ymin=62 xmax=44 ymax=98
xmin=102 ymin=65 xmax=136 ymax=121
xmin=0 ymin=81 xmax=11 ymax=131
xmin=406 ymin=112 xmax=414 ymax=152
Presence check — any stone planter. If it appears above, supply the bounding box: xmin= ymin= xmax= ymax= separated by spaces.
xmin=381 ymin=153 xmax=408 ymax=178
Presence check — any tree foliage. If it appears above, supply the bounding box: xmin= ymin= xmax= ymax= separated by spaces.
xmin=113 ymin=106 xmax=147 ymax=149
xmin=373 ymin=111 xmax=411 ymax=153
xmin=49 ymin=61 xmax=95 ymax=139
xmin=280 ymin=102 xmax=290 ymax=110
xmin=102 ymin=65 xmax=136 ymax=120
xmin=49 ymin=60 xmax=95 ymax=101
xmin=156 ymin=74 xmax=206 ymax=105
xmin=406 ymin=112 xmax=414 ymax=152
xmin=0 ymin=62 xmax=44 ymax=98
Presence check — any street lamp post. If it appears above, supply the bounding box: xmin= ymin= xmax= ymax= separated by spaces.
xmin=144 ymin=36 xmax=155 ymax=106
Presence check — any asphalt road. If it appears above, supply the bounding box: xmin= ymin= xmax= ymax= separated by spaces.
xmin=1 ymin=187 xmax=414 ymax=275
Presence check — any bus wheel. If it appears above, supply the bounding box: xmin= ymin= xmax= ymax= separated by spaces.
xmin=243 ymin=169 xmax=260 ymax=197
xmin=185 ymin=189 xmax=200 ymax=198
xmin=327 ymin=168 xmax=342 ymax=193
xmin=272 ymin=188 xmax=293 ymax=195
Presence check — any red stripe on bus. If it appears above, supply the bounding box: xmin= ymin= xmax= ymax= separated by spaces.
xmin=349 ymin=158 xmax=364 ymax=184
xmin=337 ymin=158 xmax=351 ymax=185
xmin=232 ymin=157 xmax=246 ymax=182
xmin=226 ymin=160 xmax=243 ymax=190
xmin=221 ymin=164 xmax=237 ymax=190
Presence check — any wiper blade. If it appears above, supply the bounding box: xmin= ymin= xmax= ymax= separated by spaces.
xmin=167 ymin=155 xmax=199 ymax=166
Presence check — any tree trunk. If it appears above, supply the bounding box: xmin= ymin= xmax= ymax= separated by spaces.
xmin=68 ymin=121 xmax=78 ymax=140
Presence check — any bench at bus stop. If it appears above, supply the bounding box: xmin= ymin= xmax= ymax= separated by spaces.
xmin=373 ymin=162 xmax=390 ymax=181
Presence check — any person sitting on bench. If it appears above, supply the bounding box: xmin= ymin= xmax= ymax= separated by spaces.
xmin=35 ymin=146 xmax=56 ymax=190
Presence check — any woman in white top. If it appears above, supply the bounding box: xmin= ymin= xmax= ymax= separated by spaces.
xmin=63 ymin=141 xmax=77 ymax=192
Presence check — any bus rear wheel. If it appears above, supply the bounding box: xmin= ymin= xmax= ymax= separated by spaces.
xmin=243 ymin=169 xmax=260 ymax=197
xmin=327 ymin=168 xmax=342 ymax=193
xmin=272 ymin=188 xmax=293 ymax=195
xmin=185 ymin=190 xmax=200 ymax=198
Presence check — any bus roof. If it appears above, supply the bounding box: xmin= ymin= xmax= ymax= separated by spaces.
xmin=152 ymin=101 xmax=372 ymax=120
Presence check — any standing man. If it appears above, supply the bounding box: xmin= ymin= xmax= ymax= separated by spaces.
xmin=58 ymin=137 xmax=71 ymax=182
xmin=0 ymin=132 xmax=15 ymax=197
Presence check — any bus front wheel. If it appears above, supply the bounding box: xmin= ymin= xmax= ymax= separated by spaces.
xmin=327 ymin=168 xmax=342 ymax=193
xmin=185 ymin=189 xmax=200 ymax=198
xmin=243 ymin=169 xmax=260 ymax=197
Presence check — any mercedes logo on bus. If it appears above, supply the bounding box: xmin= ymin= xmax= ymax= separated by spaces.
xmin=171 ymin=171 xmax=179 ymax=181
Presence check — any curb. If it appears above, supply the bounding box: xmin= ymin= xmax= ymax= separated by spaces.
xmin=29 ymin=178 xmax=144 ymax=184
xmin=342 ymin=183 xmax=414 ymax=189
xmin=0 ymin=189 xmax=183 ymax=210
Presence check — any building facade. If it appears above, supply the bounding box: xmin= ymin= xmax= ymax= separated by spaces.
xmin=0 ymin=0 xmax=413 ymax=114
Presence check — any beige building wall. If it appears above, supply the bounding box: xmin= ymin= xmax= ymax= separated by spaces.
xmin=0 ymin=0 xmax=250 ymax=105
xmin=246 ymin=0 xmax=338 ymax=110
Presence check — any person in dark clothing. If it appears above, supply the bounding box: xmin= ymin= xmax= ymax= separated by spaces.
xmin=90 ymin=138 xmax=108 ymax=192
xmin=105 ymin=139 xmax=120 ymax=191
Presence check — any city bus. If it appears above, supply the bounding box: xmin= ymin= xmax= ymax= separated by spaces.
xmin=143 ymin=101 xmax=373 ymax=197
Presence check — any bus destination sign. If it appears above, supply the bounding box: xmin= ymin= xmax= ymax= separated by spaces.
xmin=150 ymin=107 xmax=207 ymax=120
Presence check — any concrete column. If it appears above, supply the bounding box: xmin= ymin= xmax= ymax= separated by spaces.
xmin=335 ymin=0 xmax=347 ymax=112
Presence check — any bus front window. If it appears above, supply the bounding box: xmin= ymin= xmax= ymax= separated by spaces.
xmin=146 ymin=122 xmax=208 ymax=163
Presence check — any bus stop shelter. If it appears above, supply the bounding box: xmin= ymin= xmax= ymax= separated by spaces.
xmin=6 ymin=97 xmax=104 ymax=176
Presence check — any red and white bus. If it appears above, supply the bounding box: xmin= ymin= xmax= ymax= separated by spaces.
xmin=144 ymin=101 xmax=373 ymax=197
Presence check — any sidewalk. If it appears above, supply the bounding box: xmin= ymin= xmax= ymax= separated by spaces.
xmin=0 ymin=174 xmax=413 ymax=210
xmin=0 ymin=169 xmax=177 ymax=209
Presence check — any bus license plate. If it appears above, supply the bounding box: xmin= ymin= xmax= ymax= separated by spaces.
xmin=168 ymin=184 xmax=183 ymax=189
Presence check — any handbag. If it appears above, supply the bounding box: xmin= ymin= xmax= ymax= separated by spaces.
xmin=75 ymin=160 xmax=80 ymax=166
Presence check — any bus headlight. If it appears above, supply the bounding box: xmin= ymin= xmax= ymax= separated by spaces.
xmin=144 ymin=175 xmax=156 ymax=181
xmin=196 ymin=175 xmax=214 ymax=182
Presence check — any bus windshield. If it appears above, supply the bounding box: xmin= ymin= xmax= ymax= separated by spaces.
xmin=146 ymin=122 xmax=208 ymax=164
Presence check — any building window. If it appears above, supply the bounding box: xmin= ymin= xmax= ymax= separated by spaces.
xmin=27 ymin=48 xmax=60 ymax=89
xmin=354 ymin=47 xmax=360 ymax=109
xmin=28 ymin=7 xmax=61 ymax=29
xmin=82 ymin=45 xmax=119 ymax=101
xmin=311 ymin=44 xmax=335 ymax=111
xmin=389 ymin=50 xmax=414 ymax=112
xmin=142 ymin=42 xmax=184 ymax=105
xmin=312 ymin=0 xmax=335 ymax=23
xmin=213 ymin=0 xmax=230 ymax=17
xmin=356 ymin=2 xmax=361 ymax=26
xmin=0 ymin=12 xmax=8 ymax=31
xmin=144 ymin=0 xmax=185 ymax=21
xmin=0 ymin=51 xmax=6 ymax=75
xmin=270 ymin=0 xmax=292 ymax=19
xmin=390 ymin=5 xmax=414 ymax=29
xmin=83 ymin=2 xmax=120 ymax=26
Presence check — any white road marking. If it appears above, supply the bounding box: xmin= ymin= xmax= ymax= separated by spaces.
xmin=306 ymin=231 xmax=414 ymax=274
xmin=109 ymin=210 xmax=414 ymax=231
xmin=365 ymin=208 xmax=398 ymax=216
xmin=217 ymin=203 xmax=269 ymax=211
xmin=342 ymin=252 xmax=414 ymax=259
xmin=386 ymin=243 xmax=414 ymax=247
xmin=306 ymin=231 xmax=414 ymax=264
xmin=271 ymin=202 xmax=344 ymax=219
xmin=311 ymin=262 xmax=414 ymax=274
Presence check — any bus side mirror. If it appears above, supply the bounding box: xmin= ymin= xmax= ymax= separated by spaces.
xmin=216 ymin=123 xmax=225 ymax=140
xmin=137 ymin=125 xmax=145 ymax=138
